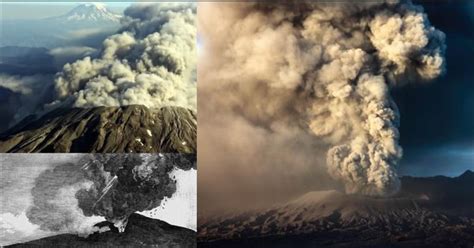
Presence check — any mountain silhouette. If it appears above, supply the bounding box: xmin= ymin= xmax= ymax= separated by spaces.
xmin=8 ymin=213 xmax=196 ymax=248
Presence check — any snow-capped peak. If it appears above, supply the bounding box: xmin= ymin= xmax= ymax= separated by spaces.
xmin=83 ymin=2 xmax=108 ymax=12
xmin=48 ymin=3 xmax=122 ymax=23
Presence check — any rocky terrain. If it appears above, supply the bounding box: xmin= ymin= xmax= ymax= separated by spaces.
xmin=0 ymin=105 xmax=196 ymax=153
xmin=198 ymin=171 xmax=474 ymax=248
xmin=8 ymin=213 xmax=196 ymax=248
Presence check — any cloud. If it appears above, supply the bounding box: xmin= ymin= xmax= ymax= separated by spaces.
xmin=0 ymin=3 xmax=197 ymax=132
xmin=0 ymin=74 xmax=54 ymax=128
xmin=67 ymin=27 xmax=115 ymax=40
xmin=26 ymin=162 xmax=106 ymax=234
xmin=48 ymin=46 xmax=98 ymax=68
xmin=0 ymin=212 xmax=49 ymax=246
xmin=0 ymin=212 xmax=40 ymax=235
xmin=198 ymin=0 xmax=446 ymax=211
xmin=0 ymin=154 xmax=195 ymax=245
xmin=27 ymin=154 xmax=196 ymax=233
xmin=52 ymin=3 xmax=197 ymax=111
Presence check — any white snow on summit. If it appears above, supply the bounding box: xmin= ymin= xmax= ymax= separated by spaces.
xmin=46 ymin=3 xmax=122 ymax=23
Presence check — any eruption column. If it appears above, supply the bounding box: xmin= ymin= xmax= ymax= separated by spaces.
xmin=199 ymin=1 xmax=446 ymax=197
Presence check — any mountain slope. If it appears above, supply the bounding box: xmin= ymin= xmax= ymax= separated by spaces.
xmin=45 ymin=3 xmax=121 ymax=24
xmin=198 ymin=172 xmax=474 ymax=248
xmin=0 ymin=4 xmax=120 ymax=48
xmin=0 ymin=105 xmax=196 ymax=153
xmin=396 ymin=170 xmax=474 ymax=215
xmin=8 ymin=213 xmax=196 ymax=248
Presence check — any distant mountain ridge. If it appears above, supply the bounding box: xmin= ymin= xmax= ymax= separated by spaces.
xmin=0 ymin=105 xmax=196 ymax=153
xmin=199 ymin=171 xmax=474 ymax=248
xmin=44 ymin=3 xmax=122 ymax=23
xmin=0 ymin=46 xmax=56 ymax=75
xmin=0 ymin=3 xmax=121 ymax=48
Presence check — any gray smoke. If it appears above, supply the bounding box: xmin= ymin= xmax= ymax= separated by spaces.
xmin=0 ymin=3 xmax=196 ymax=131
xmin=52 ymin=3 xmax=197 ymax=110
xmin=26 ymin=154 xmax=196 ymax=235
xmin=26 ymin=161 xmax=105 ymax=235
xmin=199 ymin=0 xmax=445 ymax=204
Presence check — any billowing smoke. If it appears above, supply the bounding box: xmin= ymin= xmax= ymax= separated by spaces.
xmin=77 ymin=153 xmax=196 ymax=231
xmin=52 ymin=3 xmax=196 ymax=110
xmin=27 ymin=154 xmax=196 ymax=234
xmin=26 ymin=162 xmax=105 ymax=235
xmin=0 ymin=3 xmax=196 ymax=132
xmin=199 ymin=0 xmax=445 ymax=207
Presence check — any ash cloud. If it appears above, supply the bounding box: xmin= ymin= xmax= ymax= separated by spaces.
xmin=48 ymin=46 xmax=98 ymax=69
xmin=26 ymin=154 xmax=196 ymax=235
xmin=52 ymin=3 xmax=197 ymax=110
xmin=199 ymin=0 xmax=445 ymax=210
xmin=0 ymin=3 xmax=196 ymax=132
xmin=26 ymin=162 xmax=104 ymax=235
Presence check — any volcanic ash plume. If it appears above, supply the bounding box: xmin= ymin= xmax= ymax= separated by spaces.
xmin=27 ymin=154 xmax=196 ymax=234
xmin=26 ymin=162 xmax=104 ymax=234
xmin=53 ymin=3 xmax=197 ymax=110
xmin=199 ymin=1 xmax=445 ymax=197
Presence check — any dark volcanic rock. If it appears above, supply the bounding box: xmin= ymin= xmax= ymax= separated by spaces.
xmin=8 ymin=213 xmax=196 ymax=248
xmin=0 ymin=105 xmax=196 ymax=153
xmin=198 ymin=171 xmax=474 ymax=248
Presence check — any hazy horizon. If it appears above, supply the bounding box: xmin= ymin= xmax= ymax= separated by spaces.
xmin=0 ymin=2 xmax=129 ymax=20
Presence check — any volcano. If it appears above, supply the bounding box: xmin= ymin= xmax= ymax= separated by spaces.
xmin=44 ymin=3 xmax=122 ymax=24
xmin=7 ymin=213 xmax=196 ymax=248
xmin=198 ymin=171 xmax=474 ymax=248
xmin=0 ymin=105 xmax=196 ymax=153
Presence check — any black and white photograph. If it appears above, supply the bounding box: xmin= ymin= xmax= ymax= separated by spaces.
xmin=0 ymin=153 xmax=196 ymax=247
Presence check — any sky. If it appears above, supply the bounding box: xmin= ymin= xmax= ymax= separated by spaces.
xmin=0 ymin=154 xmax=196 ymax=246
xmin=0 ymin=2 xmax=130 ymax=19
xmin=395 ymin=1 xmax=474 ymax=176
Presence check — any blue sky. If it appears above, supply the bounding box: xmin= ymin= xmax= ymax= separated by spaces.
xmin=399 ymin=143 xmax=474 ymax=177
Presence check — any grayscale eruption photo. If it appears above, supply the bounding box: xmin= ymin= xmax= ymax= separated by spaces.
xmin=0 ymin=2 xmax=196 ymax=153
xmin=0 ymin=153 xmax=197 ymax=247
xmin=198 ymin=1 xmax=474 ymax=248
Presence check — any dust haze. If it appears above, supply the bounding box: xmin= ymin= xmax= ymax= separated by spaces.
xmin=198 ymin=1 xmax=445 ymax=214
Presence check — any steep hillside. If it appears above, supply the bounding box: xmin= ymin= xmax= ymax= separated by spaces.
xmin=0 ymin=105 xmax=196 ymax=153
xmin=199 ymin=172 xmax=474 ymax=248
